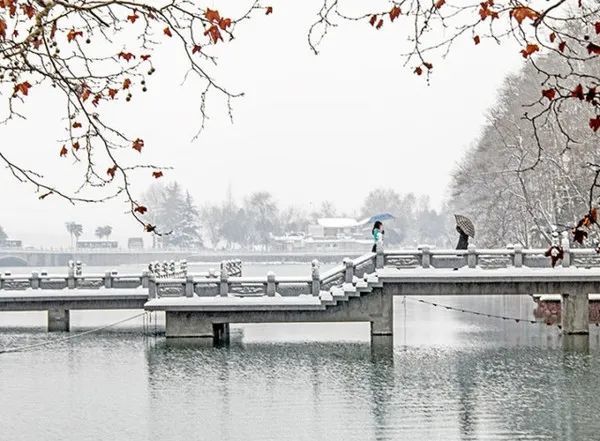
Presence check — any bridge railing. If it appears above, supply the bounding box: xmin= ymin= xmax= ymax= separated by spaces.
xmin=149 ymin=246 xmax=600 ymax=299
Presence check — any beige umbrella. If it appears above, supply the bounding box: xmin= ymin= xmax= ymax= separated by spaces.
xmin=454 ymin=214 xmax=475 ymax=238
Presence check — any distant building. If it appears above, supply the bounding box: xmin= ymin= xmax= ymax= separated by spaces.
xmin=0 ymin=239 xmax=22 ymax=249
xmin=128 ymin=237 xmax=144 ymax=249
xmin=77 ymin=240 xmax=118 ymax=249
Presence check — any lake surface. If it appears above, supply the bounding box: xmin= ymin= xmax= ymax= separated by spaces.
xmin=1 ymin=263 xmax=599 ymax=441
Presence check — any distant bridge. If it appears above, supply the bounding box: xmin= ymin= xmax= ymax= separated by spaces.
xmin=1 ymin=245 xmax=598 ymax=342
xmin=0 ymin=249 xmax=363 ymax=267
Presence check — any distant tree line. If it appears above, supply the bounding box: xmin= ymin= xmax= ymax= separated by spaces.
xmin=139 ymin=182 xmax=452 ymax=250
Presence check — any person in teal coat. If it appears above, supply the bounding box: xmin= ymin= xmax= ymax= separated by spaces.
xmin=371 ymin=221 xmax=384 ymax=252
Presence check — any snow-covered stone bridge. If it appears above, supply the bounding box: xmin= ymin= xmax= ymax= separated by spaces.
xmin=1 ymin=246 xmax=599 ymax=341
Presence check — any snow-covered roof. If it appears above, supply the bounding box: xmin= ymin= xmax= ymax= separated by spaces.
xmin=317 ymin=218 xmax=359 ymax=228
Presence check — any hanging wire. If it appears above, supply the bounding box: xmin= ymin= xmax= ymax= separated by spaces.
xmin=0 ymin=312 xmax=149 ymax=355
xmin=405 ymin=297 xmax=551 ymax=327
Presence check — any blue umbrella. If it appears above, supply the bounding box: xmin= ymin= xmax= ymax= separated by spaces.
xmin=369 ymin=213 xmax=395 ymax=223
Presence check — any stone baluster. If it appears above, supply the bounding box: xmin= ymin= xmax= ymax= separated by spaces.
xmin=421 ymin=245 xmax=431 ymax=269
xmin=376 ymin=243 xmax=384 ymax=269
xmin=75 ymin=261 xmax=82 ymax=276
xmin=141 ymin=270 xmax=150 ymax=288
xmin=344 ymin=258 xmax=354 ymax=283
xmin=266 ymin=272 xmax=276 ymax=296
xmin=148 ymin=277 xmax=157 ymax=298
xmin=311 ymin=259 xmax=320 ymax=296
xmin=467 ymin=245 xmax=477 ymax=268
xmin=104 ymin=271 xmax=113 ymax=288
xmin=219 ymin=270 xmax=228 ymax=297
xmin=185 ymin=275 xmax=194 ymax=297
xmin=513 ymin=244 xmax=523 ymax=268
xmin=31 ymin=271 xmax=40 ymax=289
xmin=67 ymin=260 xmax=75 ymax=289
xmin=561 ymin=231 xmax=571 ymax=268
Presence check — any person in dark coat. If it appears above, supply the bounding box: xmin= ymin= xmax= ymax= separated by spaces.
xmin=456 ymin=225 xmax=469 ymax=250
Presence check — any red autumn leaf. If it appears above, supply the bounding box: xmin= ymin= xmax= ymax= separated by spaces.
xmin=573 ymin=228 xmax=587 ymax=245
xmin=145 ymin=224 xmax=156 ymax=233
xmin=542 ymin=89 xmax=556 ymax=100
xmin=558 ymin=41 xmax=566 ymax=53
xmin=389 ymin=6 xmax=401 ymax=22
xmin=107 ymin=165 xmax=117 ymax=178
xmin=72 ymin=121 xmax=82 ymax=128
xmin=266 ymin=6 xmax=273 ymax=15
xmin=132 ymin=138 xmax=144 ymax=152
xmin=14 ymin=81 xmax=31 ymax=96
xmin=590 ymin=116 xmax=600 ymax=132
xmin=59 ymin=145 xmax=68 ymax=157
xmin=127 ymin=13 xmax=139 ymax=23
xmin=107 ymin=88 xmax=118 ymax=99
xmin=549 ymin=33 xmax=556 ymax=43
xmin=122 ymin=78 xmax=132 ymax=89
xmin=520 ymin=43 xmax=539 ymax=58
xmin=204 ymin=25 xmax=223 ymax=43
xmin=218 ymin=18 xmax=231 ymax=30
xmin=192 ymin=44 xmax=202 ymax=54
xmin=414 ymin=66 xmax=423 ymax=75
xmin=376 ymin=19 xmax=384 ymax=30
xmin=204 ymin=8 xmax=220 ymax=23
xmin=434 ymin=0 xmax=445 ymax=8
xmin=586 ymin=87 xmax=597 ymax=102
xmin=80 ymin=87 xmax=91 ymax=101
xmin=134 ymin=205 xmax=148 ymax=214
xmin=152 ymin=170 xmax=163 ymax=179
xmin=423 ymin=62 xmax=433 ymax=70
xmin=473 ymin=35 xmax=480 ymax=45
xmin=163 ymin=27 xmax=172 ymax=37
xmin=510 ymin=7 xmax=539 ymax=24
xmin=92 ymin=94 xmax=101 ymax=107
xmin=595 ymin=22 xmax=600 ymax=34
xmin=0 ymin=19 xmax=6 ymax=39
xmin=21 ymin=3 xmax=35 ymax=19
xmin=571 ymin=84 xmax=584 ymax=100
xmin=118 ymin=51 xmax=135 ymax=61
xmin=369 ymin=15 xmax=377 ymax=26
xmin=67 ymin=29 xmax=83 ymax=42
xmin=141 ymin=54 xmax=151 ymax=61
xmin=587 ymin=43 xmax=600 ymax=55
xmin=50 ymin=21 xmax=56 ymax=39
xmin=72 ymin=141 xmax=80 ymax=151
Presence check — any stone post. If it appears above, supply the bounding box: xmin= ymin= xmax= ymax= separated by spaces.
xmin=141 ymin=271 xmax=149 ymax=289
xmin=148 ymin=278 xmax=157 ymax=298
xmin=75 ymin=261 xmax=82 ymax=276
xmin=67 ymin=261 xmax=75 ymax=289
xmin=421 ymin=245 xmax=431 ymax=269
xmin=311 ymin=260 xmax=320 ymax=296
xmin=513 ymin=244 xmax=523 ymax=268
xmin=31 ymin=272 xmax=40 ymax=289
xmin=104 ymin=271 xmax=113 ymax=288
xmin=344 ymin=258 xmax=354 ymax=283
xmin=220 ymin=261 xmax=227 ymax=277
xmin=185 ymin=275 xmax=194 ymax=297
xmin=219 ymin=271 xmax=228 ymax=297
xmin=561 ymin=232 xmax=571 ymax=268
xmin=467 ymin=245 xmax=477 ymax=268
xmin=561 ymin=292 xmax=589 ymax=334
xmin=375 ymin=243 xmax=384 ymax=269
xmin=266 ymin=272 xmax=276 ymax=296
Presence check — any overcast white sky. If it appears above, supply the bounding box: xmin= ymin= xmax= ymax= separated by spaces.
xmin=0 ymin=0 xmax=524 ymax=247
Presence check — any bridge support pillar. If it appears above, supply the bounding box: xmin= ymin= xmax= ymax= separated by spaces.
xmin=370 ymin=288 xmax=394 ymax=337
xmin=48 ymin=309 xmax=70 ymax=332
xmin=561 ymin=293 xmax=589 ymax=335
xmin=166 ymin=312 xmax=214 ymax=338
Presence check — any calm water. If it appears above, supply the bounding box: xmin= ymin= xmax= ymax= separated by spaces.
xmin=1 ymin=264 xmax=600 ymax=441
